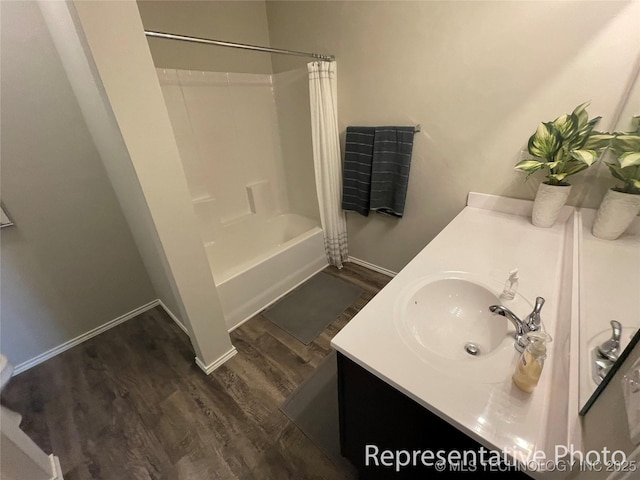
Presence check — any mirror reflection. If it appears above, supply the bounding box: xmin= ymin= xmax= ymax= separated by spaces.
xmin=578 ymin=56 xmax=640 ymax=413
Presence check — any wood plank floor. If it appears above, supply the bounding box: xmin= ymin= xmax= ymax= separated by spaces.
xmin=1 ymin=263 xmax=391 ymax=480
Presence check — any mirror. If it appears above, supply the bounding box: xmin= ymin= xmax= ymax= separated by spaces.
xmin=578 ymin=52 xmax=640 ymax=414
xmin=581 ymin=329 xmax=640 ymax=416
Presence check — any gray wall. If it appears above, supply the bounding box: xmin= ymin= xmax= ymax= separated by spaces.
xmin=266 ymin=0 xmax=640 ymax=272
xmin=136 ymin=0 xmax=273 ymax=74
xmin=0 ymin=1 xmax=156 ymax=367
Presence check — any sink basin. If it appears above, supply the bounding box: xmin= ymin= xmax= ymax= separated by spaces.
xmin=403 ymin=277 xmax=507 ymax=359
xmin=395 ymin=272 xmax=534 ymax=382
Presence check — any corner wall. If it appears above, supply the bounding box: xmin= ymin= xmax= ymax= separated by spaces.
xmin=266 ymin=0 xmax=640 ymax=272
xmin=39 ymin=0 xmax=235 ymax=371
xmin=0 ymin=1 xmax=156 ymax=367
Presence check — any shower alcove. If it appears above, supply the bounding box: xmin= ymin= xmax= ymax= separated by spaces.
xmin=158 ymin=67 xmax=327 ymax=330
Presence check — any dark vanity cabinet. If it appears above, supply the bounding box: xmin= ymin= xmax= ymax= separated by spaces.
xmin=336 ymin=352 xmax=531 ymax=479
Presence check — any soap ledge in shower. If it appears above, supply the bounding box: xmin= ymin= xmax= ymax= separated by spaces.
xmin=246 ymin=180 xmax=277 ymax=217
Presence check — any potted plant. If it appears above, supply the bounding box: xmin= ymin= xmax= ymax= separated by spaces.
xmin=515 ymin=102 xmax=611 ymax=227
xmin=592 ymin=116 xmax=640 ymax=240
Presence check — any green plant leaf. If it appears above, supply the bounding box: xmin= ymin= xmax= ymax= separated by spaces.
xmin=548 ymin=172 xmax=569 ymax=182
xmin=528 ymin=122 xmax=562 ymax=159
xmin=630 ymin=178 xmax=640 ymax=190
xmin=583 ymin=133 xmax=614 ymax=150
xmin=562 ymin=161 xmax=589 ymax=176
xmin=611 ymin=135 xmax=640 ymax=156
xmin=514 ymin=159 xmax=546 ymax=174
xmin=619 ymin=152 xmax=640 ymax=168
xmin=572 ymin=101 xmax=590 ymax=127
xmin=569 ymin=116 xmax=601 ymax=149
xmin=552 ymin=114 xmax=578 ymax=140
xmin=621 ymin=116 xmax=640 ymax=136
xmin=552 ymin=149 xmax=568 ymax=164
xmin=546 ymin=161 xmax=560 ymax=170
xmin=570 ymin=149 xmax=598 ymax=166
xmin=607 ymin=163 xmax=629 ymax=182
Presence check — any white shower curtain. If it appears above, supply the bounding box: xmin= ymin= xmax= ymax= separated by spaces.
xmin=308 ymin=61 xmax=348 ymax=268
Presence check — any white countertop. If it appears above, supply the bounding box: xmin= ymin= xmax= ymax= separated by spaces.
xmin=331 ymin=193 xmax=570 ymax=470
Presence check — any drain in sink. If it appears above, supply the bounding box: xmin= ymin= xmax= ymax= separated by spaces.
xmin=464 ymin=343 xmax=480 ymax=356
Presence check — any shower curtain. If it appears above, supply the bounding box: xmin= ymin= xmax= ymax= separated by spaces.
xmin=307 ymin=61 xmax=348 ymax=268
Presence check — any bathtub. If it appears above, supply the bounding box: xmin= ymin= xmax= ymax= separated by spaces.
xmin=200 ymin=212 xmax=328 ymax=330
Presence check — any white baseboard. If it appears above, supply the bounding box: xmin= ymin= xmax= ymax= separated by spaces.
xmin=50 ymin=454 xmax=63 ymax=480
xmin=348 ymin=256 xmax=397 ymax=277
xmin=12 ymin=300 xmax=161 ymax=375
xmin=195 ymin=347 xmax=238 ymax=375
xmin=156 ymin=300 xmax=189 ymax=335
xmin=11 ymin=298 xmax=232 ymax=378
xmin=158 ymin=302 xmax=237 ymax=375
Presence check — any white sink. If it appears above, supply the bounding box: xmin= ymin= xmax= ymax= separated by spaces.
xmin=395 ymin=272 xmax=534 ymax=383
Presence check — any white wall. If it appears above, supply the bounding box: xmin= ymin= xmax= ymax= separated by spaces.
xmin=272 ymin=68 xmax=321 ymax=222
xmin=266 ymin=0 xmax=640 ymax=272
xmin=158 ymin=69 xmax=289 ymax=223
xmin=37 ymin=0 xmax=187 ymax=348
xmin=0 ymin=1 xmax=156 ymax=368
xmin=136 ymin=0 xmax=273 ymax=74
xmin=59 ymin=0 xmax=235 ymax=370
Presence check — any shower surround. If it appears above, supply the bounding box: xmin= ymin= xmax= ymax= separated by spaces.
xmin=158 ymin=68 xmax=325 ymax=330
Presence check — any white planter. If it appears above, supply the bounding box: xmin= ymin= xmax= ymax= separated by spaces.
xmin=592 ymin=189 xmax=640 ymax=240
xmin=531 ymin=183 xmax=572 ymax=228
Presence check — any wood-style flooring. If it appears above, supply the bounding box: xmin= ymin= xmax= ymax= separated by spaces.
xmin=1 ymin=263 xmax=391 ymax=480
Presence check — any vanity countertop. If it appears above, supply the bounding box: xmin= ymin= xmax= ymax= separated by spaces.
xmin=331 ymin=193 xmax=571 ymax=470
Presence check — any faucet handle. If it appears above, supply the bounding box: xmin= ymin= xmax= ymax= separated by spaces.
xmin=611 ymin=320 xmax=622 ymax=343
xmin=525 ymin=297 xmax=545 ymax=332
xmin=597 ymin=320 xmax=622 ymax=362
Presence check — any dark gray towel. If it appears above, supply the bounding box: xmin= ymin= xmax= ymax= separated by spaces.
xmin=341 ymin=127 xmax=375 ymax=216
xmin=370 ymin=127 xmax=414 ymax=217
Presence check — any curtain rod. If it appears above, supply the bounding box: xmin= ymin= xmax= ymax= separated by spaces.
xmin=144 ymin=31 xmax=335 ymax=62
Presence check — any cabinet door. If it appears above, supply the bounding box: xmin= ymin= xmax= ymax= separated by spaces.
xmin=337 ymin=353 xmax=530 ymax=479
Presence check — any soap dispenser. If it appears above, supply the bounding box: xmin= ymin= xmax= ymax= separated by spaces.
xmin=512 ymin=331 xmax=552 ymax=393
xmin=500 ymin=269 xmax=519 ymax=300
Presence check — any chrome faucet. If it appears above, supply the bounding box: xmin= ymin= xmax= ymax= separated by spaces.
xmin=592 ymin=320 xmax=622 ymax=384
xmin=525 ymin=297 xmax=545 ymax=333
xmin=597 ymin=320 xmax=622 ymax=362
xmin=489 ymin=297 xmax=545 ymax=351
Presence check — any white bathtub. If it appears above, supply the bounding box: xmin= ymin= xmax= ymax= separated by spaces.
xmin=200 ymin=212 xmax=328 ymax=330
